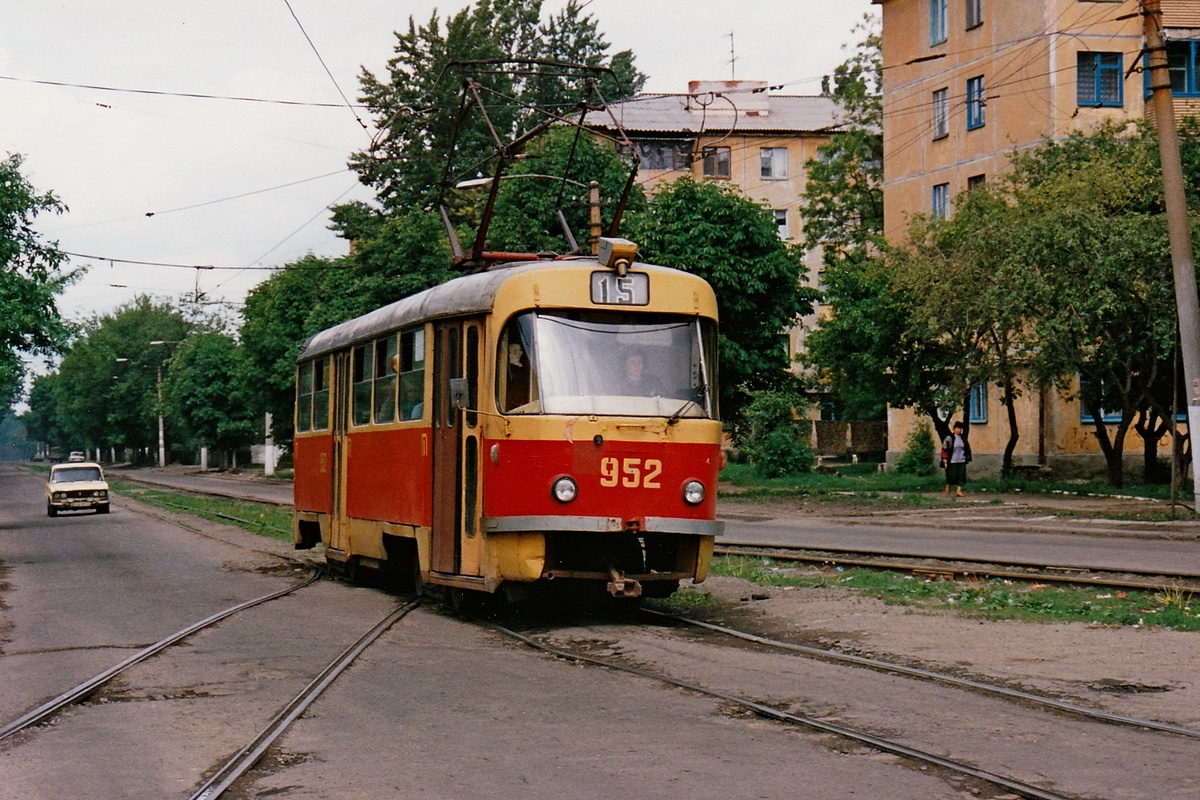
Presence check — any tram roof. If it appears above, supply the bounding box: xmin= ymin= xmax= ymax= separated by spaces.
xmin=296 ymin=257 xmax=702 ymax=361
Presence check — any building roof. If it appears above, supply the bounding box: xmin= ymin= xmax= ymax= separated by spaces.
xmin=591 ymin=82 xmax=847 ymax=137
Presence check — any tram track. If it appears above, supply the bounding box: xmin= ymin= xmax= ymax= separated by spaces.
xmin=2 ymin=479 xmax=424 ymax=800
xmin=487 ymin=609 xmax=1200 ymax=800
xmin=641 ymin=607 xmax=1200 ymax=740
xmin=486 ymin=617 xmax=1078 ymax=800
xmin=716 ymin=542 xmax=1200 ymax=593
xmin=0 ymin=563 xmax=320 ymax=743
xmin=190 ymin=598 xmax=421 ymax=800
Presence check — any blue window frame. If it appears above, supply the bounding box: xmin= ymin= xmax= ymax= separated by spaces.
xmin=966 ymin=76 xmax=985 ymax=129
xmin=1077 ymin=52 xmax=1123 ymax=107
xmin=930 ymin=0 xmax=947 ymax=45
xmin=932 ymin=182 xmax=950 ymax=220
xmin=969 ymin=382 xmax=988 ymax=424
xmin=932 ymin=87 xmax=949 ymax=138
xmin=1145 ymin=40 xmax=1200 ymax=97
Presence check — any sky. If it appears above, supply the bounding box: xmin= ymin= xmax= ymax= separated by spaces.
xmin=1 ymin=0 xmax=877 ymax=336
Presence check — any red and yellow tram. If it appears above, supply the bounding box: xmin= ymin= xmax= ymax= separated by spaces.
xmin=293 ymin=239 xmax=723 ymax=599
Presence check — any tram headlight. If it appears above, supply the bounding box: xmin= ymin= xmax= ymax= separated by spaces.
xmin=551 ymin=476 xmax=578 ymax=503
xmin=682 ymin=480 xmax=706 ymax=505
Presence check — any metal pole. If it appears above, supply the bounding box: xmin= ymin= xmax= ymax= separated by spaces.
xmin=1144 ymin=0 xmax=1200 ymax=505
xmin=157 ymin=365 xmax=166 ymax=468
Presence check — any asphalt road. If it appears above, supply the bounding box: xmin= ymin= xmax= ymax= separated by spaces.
xmin=113 ymin=464 xmax=1200 ymax=577
xmin=2 ymin=463 xmax=980 ymax=799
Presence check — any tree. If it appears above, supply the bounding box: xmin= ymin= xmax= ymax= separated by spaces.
xmin=347 ymin=0 xmax=645 ymax=214
xmin=0 ymin=153 xmax=76 ymax=409
xmin=40 ymin=298 xmax=192 ymax=459
xmin=801 ymin=18 xmax=907 ymax=422
xmin=482 ymin=125 xmax=646 ymax=254
xmin=164 ymin=332 xmax=258 ymax=466
xmin=240 ymin=255 xmax=340 ymax=445
xmin=626 ymin=176 xmax=816 ymax=422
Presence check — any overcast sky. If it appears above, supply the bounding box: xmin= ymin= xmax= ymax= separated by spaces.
xmin=1 ymin=0 xmax=876 ymax=333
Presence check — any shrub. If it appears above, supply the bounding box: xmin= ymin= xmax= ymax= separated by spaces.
xmin=895 ymin=419 xmax=937 ymax=476
xmin=738 ymin=389 xmax=815 ymax=478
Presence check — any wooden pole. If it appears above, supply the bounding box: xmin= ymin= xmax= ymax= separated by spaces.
xmin=1144 ymin=0 xmax=1200 ymax=507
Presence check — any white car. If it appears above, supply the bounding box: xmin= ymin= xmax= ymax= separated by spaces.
xmin=46 ymin=462 xmax=110 ymax=516
xmin=67 ymin=451 xmax=86 ymax=462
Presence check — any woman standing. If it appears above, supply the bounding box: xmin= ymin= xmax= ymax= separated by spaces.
xmin=942 ymin=421 xmax=972 ymax=497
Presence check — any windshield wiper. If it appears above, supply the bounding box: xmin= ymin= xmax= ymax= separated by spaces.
xmin=666 ymin=399 xmax=698 ymax=425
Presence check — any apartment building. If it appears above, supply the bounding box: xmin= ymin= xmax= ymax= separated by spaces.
xmin=590 ymin=81 xmax=846 ymax=360
xmin=875 ymin=0 xmax=1200 ymax=475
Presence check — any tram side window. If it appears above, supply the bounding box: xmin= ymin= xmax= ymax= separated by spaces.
xmin=297 ymin=361 xmax=313 ymax=431
xmin=399 ymin=328 xmax=426 ymax=420
xmin=374 ymin=335 xmax=398 ymax=424
xmin=497 ymin=315 xmax=539 ymax=414
xmin=352 ymin=344 xmax=373 ymax=427
xmin=312 ymin=357 xmax=331 ymax=430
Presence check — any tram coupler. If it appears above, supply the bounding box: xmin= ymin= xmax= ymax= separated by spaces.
xmin=607 ymin=566 xmax=642 ymax=598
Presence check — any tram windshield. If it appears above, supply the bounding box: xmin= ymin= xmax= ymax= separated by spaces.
xmin=497 ymin=311 xmax=718 ymax=418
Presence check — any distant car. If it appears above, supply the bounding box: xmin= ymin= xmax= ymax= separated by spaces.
xmin=46 ymin=462 xmax=110 ymax=516
xmin=67 ymin=451 xmax=86 ymax=462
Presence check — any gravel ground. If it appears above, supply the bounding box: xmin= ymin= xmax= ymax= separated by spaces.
xmin=692 ymin=572 xmax=1200 ymax=732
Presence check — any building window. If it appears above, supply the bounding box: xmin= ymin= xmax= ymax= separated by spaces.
xmin=932 ymin=88 xmax=949 ymax=138
xmin=1155 ymin=40 xmax=1200 ymax=96
xmin=636 ymin=140 xmax=690 ymax=171
xmin=760 ymin=147 xmax=788 ymax=179
xmin=969 ymin=382 xmax=988 ymax=424
xmin=930 ymin=0 xmax=947 ymax=45
xmin=965 ymin=0 xmax=983 ymax=29
xmin=932 ymin=182 xmax=950 ymax=220
xmin=773 ymin=209 xmax=789 ymax=239
xmin=702 ymin=146 xmax=730 ymax=178
xmin=966 ymin=75 xmax=985 ymax=129
xmin=1077 ymin=52 xmax=1123 ymax=107
xmin=967 ymin=174 xmax=987 ymax=191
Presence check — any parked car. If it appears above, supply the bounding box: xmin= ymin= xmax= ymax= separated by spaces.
xmin=46 ymin=462 xmax=110 ymax=516
xmin=67 ymin=451 xmax=86 ymax=462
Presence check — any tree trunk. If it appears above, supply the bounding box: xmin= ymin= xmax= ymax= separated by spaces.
xmin=1089 ymin=410 xmax=1132 ymax=488
xmin=1001 ymin=377 xmax=1020 ymax=477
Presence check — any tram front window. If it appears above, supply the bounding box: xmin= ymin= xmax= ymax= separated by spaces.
xmin=497 ymin=311 xmax=717 ymax=418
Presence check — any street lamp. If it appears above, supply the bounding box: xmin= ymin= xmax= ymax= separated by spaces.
xmin=149 ymin=340 xmax=183 ymax=468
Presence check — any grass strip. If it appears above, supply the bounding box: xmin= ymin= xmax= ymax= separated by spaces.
xmin=108 ymin=479 xmax=293 ymax=542
xmin=660 ymin=554 xmax=1200 ymax=631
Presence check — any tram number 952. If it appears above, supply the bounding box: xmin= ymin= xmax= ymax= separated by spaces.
xmin=600 ymin=457 xmax=662 ymax=489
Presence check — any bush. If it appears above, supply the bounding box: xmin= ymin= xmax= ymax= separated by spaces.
xmin=738 ymin=389 xmax=815 ymax=478
xmin=895 ymin=420 xmax=937 ymax=476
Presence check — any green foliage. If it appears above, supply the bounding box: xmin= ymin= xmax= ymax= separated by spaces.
xmin=894 ymin=420 xmax=936 ymax=476
xmin=164 ymin=332 xmax=259 ymax=456
xmin=35 ymin=298 xmax=192 ymax=455
xmin=0 ymin=153 xmax=76 ymax=408
xmin=346 ymin=0 xmax=644 ymax=214
xmin=483 ymin=126 xmax=645 ymax=254
xmin=802 ymin=21 xmax=902 ymax=422
xmin=736 ymin=389 xmax=814 ymax=478
xmin=627 ymin=177 xmax=816 ymax=422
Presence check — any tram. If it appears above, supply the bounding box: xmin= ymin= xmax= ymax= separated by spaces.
xmin=293 ymin=238 xmax=723 ymax=600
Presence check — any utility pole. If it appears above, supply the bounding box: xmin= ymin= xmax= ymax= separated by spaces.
xmin=1144 ymin=0 xmax=1200 ymax=507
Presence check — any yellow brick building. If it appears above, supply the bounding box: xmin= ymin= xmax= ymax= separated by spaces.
xmin=873 ymin=0 xmax=1200 ymax=476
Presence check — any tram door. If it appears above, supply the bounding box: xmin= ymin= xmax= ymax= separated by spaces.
xmin=328 ymin=350 xmax=352 ymax=553
xmin=431 ymin=319 xmax=483 ymax=577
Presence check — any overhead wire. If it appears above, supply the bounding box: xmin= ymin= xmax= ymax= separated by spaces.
xmin=0 ymin=73 xmax=355 ymax=108
xmin=280 ymin=0 xmax=368 ymax=130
